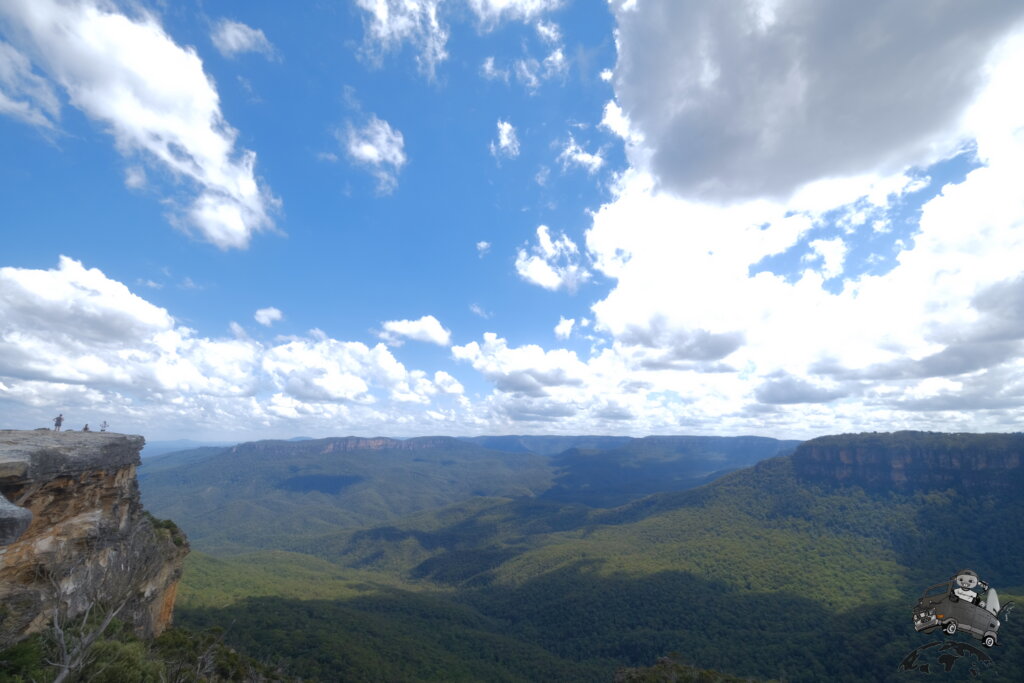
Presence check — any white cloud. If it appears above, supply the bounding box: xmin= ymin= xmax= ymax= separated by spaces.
xmin=480 ymin=56 xmax=508 ymax=81
xmin=536 ymin=20 xmax=561 ymax=44
xmin=0 ymin=0 xmax=278 ymax=249
xmin=0 ymin=41 xmax=60 ymax=128
xmin=489 ymin=119 xmax=520 ymax=158
xmin=379 ymin=315 xmax=452 ymax=346
xmin=0 ymin=258 xmax=465 ymax=437
xmin=345 ymin=114 xmax=407 ymax=193
xmin=515 ymin=225 xmax=591 ymax=292
xmin=353 ymin=0 xmax=448 ymax=78
xmin=254 ymin=307 xmax=283 ymax=327
xmin=611 ymin=0 xmax=1024 ymax=201
xmin=469 ymin=304 xmax=491 ymax=319
xmin=599 ymin=68 xmax=613 ymax=82
xmin=513 ymin=47 xmax=567 ymax=91
xmin=805 ymin=238 xmax=847 ymax=280
xmin=558 ymin=135 xmax=604 ymax=174
xmin=566 ymin=26 xmax=1024 ymax=435
xmin=452 ymin=332 xmax=587 ymax=397
xmin=476 ymin=241 xmax=491 ymax=256
xmin=211 ymin=19 xmax=275 ymax=59
xmin=433 ymin=370 xmax=464 ymax=394
xmin=468 ymin=0 xmax=562 ymax=27
xmin=600 ymin=100 xmax=637 ymax=143
xmin=124 ymin=165 xmax=146 ymax=189
xmin=554 ymin=316 xmax=574 ymax=339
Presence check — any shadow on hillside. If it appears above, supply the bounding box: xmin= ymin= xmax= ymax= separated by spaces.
xmin=177 ymin=561 xmax=1024 ymax=682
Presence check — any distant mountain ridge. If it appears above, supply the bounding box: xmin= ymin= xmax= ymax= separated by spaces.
xmin=140 ymin=434 xmax=801 ymax=553
xmin=793 ymin=430 xmax=1024 ymax=491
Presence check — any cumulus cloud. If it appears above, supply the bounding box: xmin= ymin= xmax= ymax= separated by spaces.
xmin=476 ymin=241 xmax=491 ymax=257
xmin=379 ymin=315 xmax=451 ymax=346
xmin=755 ymin=375 xmax=847 ymax=405
xmin=0 ymin=0 xmax=278 ymax=249
xmin=353 ymin=0 xmax=448 ymax=78
xmin=490 ymin=119 xmax=520 ymax=158
xmin=515 ymin=225 xmax=591 ymax=292
xmin=611 ymin=0 xmax=1024 ymax=201
xmin=254 ymin=307 xmax=283 ymax=327
xmin=452 ymin=332 xmax=586 ymax=397
xmin=211 ymin=19 xmax=276 ymax=59
xmin=600 ymin=100 xmax=637 ymax=142
xmin=574 ymin=20 xmax=1024 ymax=434
xmin=344 ymin=114 xmax=407 ymax=193
xmin=554 ymin=316 xmax=574 ymax=339
xmin=0 ymin=258 xmax=463 ymax=436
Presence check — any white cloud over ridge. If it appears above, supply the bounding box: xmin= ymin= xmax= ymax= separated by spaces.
xmin=0 ymin=258 xmax=464 ymax=437
xmin=569 ymin=16 xmax=1024 ymax=435
xmin=0 ymin=0 xmax=278 ymax=250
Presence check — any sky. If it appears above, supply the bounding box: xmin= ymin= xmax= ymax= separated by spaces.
xmin=2 ymin=0 xmax=1024 ymax=442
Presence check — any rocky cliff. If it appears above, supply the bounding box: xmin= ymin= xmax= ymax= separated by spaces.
xmin=0 ymin=430 xmax=188 ymax=648
xmin=791 ymin=430 xmax=1024 ymax=492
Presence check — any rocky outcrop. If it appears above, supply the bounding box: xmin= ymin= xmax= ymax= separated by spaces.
xmin=0 ymin=430 xmax=188 ymax=648
xmin=792 ymin=431 xmax=1024 ymax=492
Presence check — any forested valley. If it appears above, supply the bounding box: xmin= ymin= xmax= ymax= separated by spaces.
xmin=14 ymin=432 xmax=1021 ymax=682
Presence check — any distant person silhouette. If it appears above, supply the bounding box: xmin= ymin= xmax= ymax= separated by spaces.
xmin=82 ymin=424 xmax=90 ymax=432
xmin=100 ymin=421 xmax=108 ymax=432
xmin=53 ymin=414 xmax=63 ymax=431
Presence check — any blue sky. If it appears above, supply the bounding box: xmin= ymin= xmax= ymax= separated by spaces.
xmin=3 ymin=0 xmax=1024 ymax=441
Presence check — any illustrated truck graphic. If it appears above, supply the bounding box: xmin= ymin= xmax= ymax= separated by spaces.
xmin=913 ymin=573 xmax=1003 ymax=648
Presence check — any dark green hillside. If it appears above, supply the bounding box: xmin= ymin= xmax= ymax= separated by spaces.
xmin=139 ymin=437 xmax=553 ymax=552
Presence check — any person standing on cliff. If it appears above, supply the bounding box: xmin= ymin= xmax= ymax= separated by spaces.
xmin=53 ymin=413 xmax=63 ymax=431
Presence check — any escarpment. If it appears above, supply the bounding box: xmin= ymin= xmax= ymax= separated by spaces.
xmin=0 ymin=430 xmax=188 ymax=648
xmin=792 ymin=431 xmax=1024 ymax=492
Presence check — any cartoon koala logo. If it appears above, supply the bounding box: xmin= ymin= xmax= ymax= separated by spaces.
xmin=953 ymin=569 xmax=982 ymax=605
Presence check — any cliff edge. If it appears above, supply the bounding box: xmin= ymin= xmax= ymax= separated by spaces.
xmin=792 ymin=430 xmax=1024 ymax=492
xmin=0 ymin=430 xmax=188 ymax=648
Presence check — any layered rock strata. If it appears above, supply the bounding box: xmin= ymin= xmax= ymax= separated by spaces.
xmin=0 ymin=430 xmax=188 ymax=648
xmin=792 ymin=431 xmax=1024 ymax=492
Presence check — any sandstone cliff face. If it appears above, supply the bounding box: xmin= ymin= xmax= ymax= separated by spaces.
xmin=791 ymin=431 xmax=1024 ymax=492
xmin=0 ymin=430 xmax=188 ymax=648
